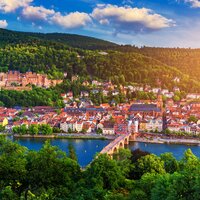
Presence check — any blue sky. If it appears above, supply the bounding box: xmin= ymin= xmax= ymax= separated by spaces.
xmin=0 ymin=0 xmax=200 ymax=47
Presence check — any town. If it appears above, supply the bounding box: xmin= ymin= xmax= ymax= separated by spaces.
xmin=0 ymin=74 xmax=200 ymax=140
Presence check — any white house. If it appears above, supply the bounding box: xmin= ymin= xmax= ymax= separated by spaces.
xmin=146 ymin=117 xmax=163 ymax=132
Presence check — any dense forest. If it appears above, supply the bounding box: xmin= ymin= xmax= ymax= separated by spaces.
xmin=138 ymin=47 xmax=200 ymax=83
xmin=0 ymin=28 xmax=117 ymax=49
xmin=0 ymin=137 xmax=199 ymax=200
xmin=0 ymin=86 xmax=64 ymax=108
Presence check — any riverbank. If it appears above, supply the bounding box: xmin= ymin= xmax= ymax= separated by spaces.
xmin=13 ymin=133 xmax=117 ymax=140
xmin=135 ymin=136 xmax=200 ymax=146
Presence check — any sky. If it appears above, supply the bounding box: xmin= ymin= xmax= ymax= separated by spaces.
xmin=0 ymin=0 xmax=200 ymax=47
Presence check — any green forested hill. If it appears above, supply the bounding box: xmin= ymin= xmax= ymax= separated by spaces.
xmin=0 ymin=28 xmax=118 ymax=49
xmin=137 ymin=47 xmax=200 ymax=82
xmin=109 ymin=45 xmax=200 ymax=83
xmin=0 ymin=28 xmax=200 ymax=93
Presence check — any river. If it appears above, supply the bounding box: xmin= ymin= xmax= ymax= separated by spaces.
xmin=11 ymin=137 xmax=200 ymax=166
xmin=12 ymin=137 xmax=110 ymax=167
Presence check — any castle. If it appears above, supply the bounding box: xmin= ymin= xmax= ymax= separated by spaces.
xmin=0 ymin=71 xmax=63 ymax=90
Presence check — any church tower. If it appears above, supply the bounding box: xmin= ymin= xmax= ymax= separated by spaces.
xmin=157 ymin=90 xmax=163 ymax=111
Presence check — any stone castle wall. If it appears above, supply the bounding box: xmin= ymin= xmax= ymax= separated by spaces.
xmin=0 ymin=71 xmax=63 ymax=90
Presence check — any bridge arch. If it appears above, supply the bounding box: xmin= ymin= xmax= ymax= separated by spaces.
xmin=113 ymin=147 xmax=118 ymax=154
xmin=124 ymin=137 xmax=129 ymax=145
xmin=100 ymin=132 xmax=135 ymax=157
xmin=119 ymin=142 xmax=124 ymax=149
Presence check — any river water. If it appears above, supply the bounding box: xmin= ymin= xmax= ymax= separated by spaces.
xmin=11 ymin=137 xmax=200 ymax=166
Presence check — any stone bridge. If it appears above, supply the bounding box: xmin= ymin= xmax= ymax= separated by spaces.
xmin=100 ymin=132 xmax=138 ymax=157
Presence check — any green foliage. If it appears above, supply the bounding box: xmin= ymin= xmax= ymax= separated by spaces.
xmin=0 ymin=125 xmax=5 ymax=132
xmin=84 ymin=154 xmax=125 ymax=190
xmin=188 ymin=115 xmax=198 ymax=123
xmin=0 ymin=138 xmax=200 ymax=200
xmin=0 ymin=28 xmax=199 ymax=96
xmin=68 ymin=144 xmax=78 ymax=162
xmin=134 ymin=154 xmax=166 ymax=179
xmin=0 ymin=87 xmax=64 ymax=108
xmin=13 ymin=124 xmax=53 ymax=135
xmin=160 ymin=152 xmax=179 ymax=173
xmin=96 ymin=128 xmax=103 ymax=134
xmin=53 ymin=127 xmax=61 ymax=133
xmin=26 ymin=141 xmax=81 ymax=199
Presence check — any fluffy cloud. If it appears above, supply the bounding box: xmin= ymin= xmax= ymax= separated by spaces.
xmin=184 ymin=0 xmax=200 ymax=8
xmin=0 ymin=20 xmax=8 ymax=28
xmin=21 ymin=4 xmax=92 ymax=29
xmin=92 ymin=4 xmax=175 ymax=34
xmin=22 ymin=6 xmax=55 ymax=20
xmin=51 ymin=12 xmax=92 ymax=29
xmin=0 ymin=0 xmax=32 ymax=13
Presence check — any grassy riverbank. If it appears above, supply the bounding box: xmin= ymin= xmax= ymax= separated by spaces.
xmin=13 ymin=133 xmax=116 ymax=140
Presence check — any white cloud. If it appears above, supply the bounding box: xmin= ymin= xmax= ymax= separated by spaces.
xmin=91 ymin=4 xmax=175 ymax=34
xmin=51 ymin=12 xmax=92 ymax=29
xmin=0 ymin=20 xmax=8 ymax=28
xmin=184 ymin=0 xmax=200 ymax=7
xmin=0 ymin=0 xmax=32 ymax=13
xmin=22 ymin=6 xmax=55 ymax=20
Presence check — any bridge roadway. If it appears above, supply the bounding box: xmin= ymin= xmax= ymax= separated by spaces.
xmin=100 ymin=132 xmax=136 ymax=156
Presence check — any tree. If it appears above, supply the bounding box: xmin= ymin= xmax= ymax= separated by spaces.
xmin=151 ymin=173 xmax=172 ymax=200
xmin=135 ymin=154 xmax=166 ymax=179
xmin=130 ymin=149 xmax=150 ymax=163
xmin=84 ymin=154 xmax=125 ymax=190
xmin=173 ymin=95 xmax=180 ymax=102
xmin=115 ymin=149 xmax=132 ymax=177
xmin=26 ymin=141 xmax=81 ymax=198
xmin=0 ymin=186 xmax=18 ymax=200
xmin=38 ymin=124 xmax=53 ymax=135
xmin=128 ymin=189 xmax=148 ymax=200
xmin=20 ymin=124 xmax=28 ymax=135
xmin=53 ymin=127 xmax=61 ymax=133
xmin=160 ymin=153 xmax=179 ymax=173
xmin=188 ymin=115 xmax=198 ymax=123
xmin=29 ymin=124 xmax=39 ymax=135
xmin=179 ymin=149 xmax=200 ymax=171
xmin=0 ymin=138 xmax=27 ymax=196
xmin=0 ymin=125 xmax=5 ymax=132
xmin=68 ymin=144 xmax=78 ymax=162
xmin=96 ymin=128 xmax=103 ymax=134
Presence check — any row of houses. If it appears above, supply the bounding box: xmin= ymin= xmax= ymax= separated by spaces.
xmin=166 ymin=101 xmax=200 ymax=134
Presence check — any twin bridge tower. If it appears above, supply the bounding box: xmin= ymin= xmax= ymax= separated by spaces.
xmin=100 ymin=132 xmax=138 ymax=157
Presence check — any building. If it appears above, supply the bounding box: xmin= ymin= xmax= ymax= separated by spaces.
xmin=0 ymin=71 xmax=63 ymax=90
xmin=114 ymin=122 xmax=128 ymax=135
xmin=129 ymin=104 xmax=162 ymax=117
xmin=146 ymin=117 xmax=163 ymax=132
xmin=0 ymin=117 xmax=8 ymax=127
xmin=102 ymin=122 xmax=115 ymax=135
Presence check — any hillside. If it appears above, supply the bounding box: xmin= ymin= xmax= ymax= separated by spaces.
xmin=138 ymin=47 xmax=200 ymax=82
xmin=0 ymin=28 xmax=200 ymax=93
xmin=108 ymin=45 xmax=200 ymax=83
xmin=0 ymin=28 xmax=118 ymax=49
